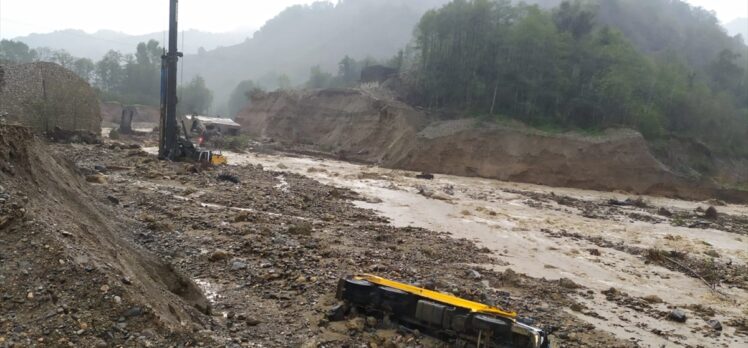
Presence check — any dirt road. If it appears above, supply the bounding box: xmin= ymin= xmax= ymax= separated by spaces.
xmin=218 ymin=148 xmax=748 ymax=348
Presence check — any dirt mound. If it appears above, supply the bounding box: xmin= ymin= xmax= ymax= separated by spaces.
xmin=237 ymin=88 xmax=748 ymax=202
xmin=0 ymin=62 xmax=101 ymax=134
xmin=0 ymin=125 xmax=209 ymax=346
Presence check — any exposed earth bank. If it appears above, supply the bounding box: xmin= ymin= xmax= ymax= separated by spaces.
xmin=0 ymin=125 xmax=210 ymax=347
xmin=236 ymin=88 xmax=748 ymax=203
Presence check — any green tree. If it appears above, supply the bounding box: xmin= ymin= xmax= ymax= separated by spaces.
xmin=95 ymin=50 xmax=124 ymax=92
xmin=306 ymin=65 xmax=333 ymax=89
xmin=338 ymin=55 xmax=359 ymax=86
xmin=178 ymin=75 xmax=214 ymax=115
xmin=51 ymin=50 xmax=75 ymax=69
xmin=0 ymin=40 xmax=37 ymax=63
xmin=228 ymin=80 xmax=258 ymax=118
xmin=72 ymin=58 xmax=95 ymax=83
xmin=277 ymin=74 xmax=292 ymax=90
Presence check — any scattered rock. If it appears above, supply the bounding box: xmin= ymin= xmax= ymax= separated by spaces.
xmin=208 ymin=250 xmax=230 ymax=262
xmin=643 ymin=295 xmax=663 ymax=304
xmin=657 ymin=207 xmax=673 ymax=217
xmin=230 ymin=260 xmax=247 ymax=271
xmin=86 ymin=174 xmax=107 ymax=184
xmin=123 ymin=307 xmax=144 ymax=318
xmin=416 ymin=173 xmax=434 ymax=180
xmin=217 ymin=173 xmax=240 ymax=184
xmin=287 ymin=223 xmax=313 ymax=236
xmin=106 ymin=195 xmax=120 ymax=205
xmin=467 ymin=269 xmax=483 ymax=280
xmin=707 ymin=319 xmax=722 ymax=331
xmin=345 ymin=317 xmax=366 ymax=332
xmin=668 ymin=309 xmax=687 ymax=323
xmin=366 ymin=316 xmax=378 ymax=327
xmin=558 ymin=278 xmax=581 ymax=289
xmin=705 ymin=206 xmax=718 ymax=220
xmin=327 ymin=303 xmax=347 ymax=321
xmin=245 ymin=317 xmax=261 ymax=326
xmin=588 ymin=248 xmax=601 ymax=256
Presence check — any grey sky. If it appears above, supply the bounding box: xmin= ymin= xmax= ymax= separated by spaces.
xmin=1 ymin=0 xmax=746 ymax=39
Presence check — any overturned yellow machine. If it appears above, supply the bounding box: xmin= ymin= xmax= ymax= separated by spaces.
xmin=337 ymin=275 xmax=550 ymax=348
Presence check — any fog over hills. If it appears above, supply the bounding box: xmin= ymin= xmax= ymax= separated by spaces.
xmin=725 ymin=18 xmax=748 ymax=42
xmin=13 ymin=29 xmax=255 ymax=60
xmin=180 ymin=0 xmax=452 ymax=114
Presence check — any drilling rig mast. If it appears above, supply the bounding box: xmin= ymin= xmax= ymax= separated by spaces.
xmin=159 ymin=0 xmax=182 ymax=159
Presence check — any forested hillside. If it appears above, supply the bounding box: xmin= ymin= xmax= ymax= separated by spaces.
xmin=181 ymin=0 xmax=451 ymax=114
xmin=406 ymin=0 xmax=748 ymax=158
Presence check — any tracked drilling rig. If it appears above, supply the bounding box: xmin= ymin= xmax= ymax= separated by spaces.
xmin=159 ymin=0 xmax=226 ymax=165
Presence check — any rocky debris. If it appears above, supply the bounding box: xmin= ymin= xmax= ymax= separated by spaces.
xmin=42 ymin=139 xmax=634 ymax=347
xmin=668 ymin=309 xmax=688 ymax=323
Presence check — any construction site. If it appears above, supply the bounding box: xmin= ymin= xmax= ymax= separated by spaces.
xmin=2 ymin=0 xmax=748 ymax=347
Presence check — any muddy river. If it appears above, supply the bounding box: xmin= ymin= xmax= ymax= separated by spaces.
xmin=147 ymin=147 xmax=748 ymax=347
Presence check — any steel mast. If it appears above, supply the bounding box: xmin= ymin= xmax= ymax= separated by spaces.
xmin=159 ymin=0 xmax=181 ymax=159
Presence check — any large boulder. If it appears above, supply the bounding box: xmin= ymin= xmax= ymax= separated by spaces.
xmin=0 ymin=62 xmax=101 ymax=134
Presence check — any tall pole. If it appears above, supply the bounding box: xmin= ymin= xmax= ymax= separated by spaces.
xmin=160 ymin=0 xmax=180 ymax=159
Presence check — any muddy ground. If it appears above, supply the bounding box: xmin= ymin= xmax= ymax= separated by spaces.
xmin=2 ymin=132 xmax=747 ymax=347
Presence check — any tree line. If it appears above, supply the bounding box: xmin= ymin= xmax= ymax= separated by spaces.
xmin=0 ymin=39 xmax=214 ymax=115
xmin=406 ymin=0 xmax=748 ymax=156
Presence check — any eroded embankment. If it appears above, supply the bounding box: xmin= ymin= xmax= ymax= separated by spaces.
xmin=0 ymin=125 xmax=209 ymax=346
xmin=236 ymin=88 xmax=748 ymax=203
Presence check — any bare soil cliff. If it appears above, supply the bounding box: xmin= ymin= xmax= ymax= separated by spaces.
xmin=0 ymin=125 xmax=209 ymax=346
xmin=237 ymin=88 xmax=748 ymax=202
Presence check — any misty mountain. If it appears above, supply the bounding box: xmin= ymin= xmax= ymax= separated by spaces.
xmin=181 ymin=0 xmax=451 ymax=114
xmin=726 ymin=18 xmax=748 ymax=42
xmin=13 ymin=29 xmax=255 ymax=60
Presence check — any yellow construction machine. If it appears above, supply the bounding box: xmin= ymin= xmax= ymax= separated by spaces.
xmin=337 ymin=274 xmax=550 ymax=348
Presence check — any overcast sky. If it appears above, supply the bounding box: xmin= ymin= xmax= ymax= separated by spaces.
xmin=0 ymin=0 xmax=746 ymax=39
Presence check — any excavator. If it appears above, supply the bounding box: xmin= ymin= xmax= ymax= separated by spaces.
xmin=158 ymin=0 xmax=226 ymax=166
xmin=158 ymin=1 xmax=548 ymax=346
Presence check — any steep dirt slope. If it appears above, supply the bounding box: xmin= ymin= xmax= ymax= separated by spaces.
xmin=240 ymin=89 xmax=428 ymax=163
xmin=0 ymin=125 xmax=209 ymax=346
xmin=237 ymin=88 xmax=748 ymax=202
